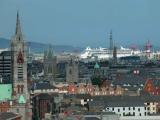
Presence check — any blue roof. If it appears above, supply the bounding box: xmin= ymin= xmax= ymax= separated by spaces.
xmin=94 ymin=62 xmax=100 ymax=69
xmin=18 ymin=95 xmax=26 ymax=104
xmin=0 ymin=84 xmax=12 ymax=101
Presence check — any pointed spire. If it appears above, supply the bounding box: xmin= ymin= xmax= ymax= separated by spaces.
xmin=44 ymin=50 xmax=47 ymax=60
xmin=47 ymin=44 xmax=53 ymax=59
xmin=15 ymin=11 xmax=22 ymax=36
xmin=109 ymin=30 xmax=113 ymax=51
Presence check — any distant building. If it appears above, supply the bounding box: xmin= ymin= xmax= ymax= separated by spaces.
xmin=93 ymin=62 xmax=101 ymax=76
xmin=89 ymin=95 xmax=160 ymax=118
xmin=67 ymin=83 xmax=77 ymax=94
xmin=44 ymin=45 xmax=57 ymax=81
xmin=0 ymin=51 xmax=12 ymax=84
xmin=105 ymin=101 xmax=147 ymax=117
xmin=66 ymin=59 xmax=79 ymax=83
xmin=91 ymin=62 xmax=102 ymax=86
xmin=32 ymin=93 xmax=56 ymax=120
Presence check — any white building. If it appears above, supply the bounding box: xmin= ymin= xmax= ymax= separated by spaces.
xmin=105 ymin=101 xmax=148 ymax=117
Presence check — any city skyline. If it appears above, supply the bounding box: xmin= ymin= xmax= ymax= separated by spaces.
xmin=0 ymin=0 xmax=160 ymax=47
xmin=1 ymin=1 xmax=160 ymax=119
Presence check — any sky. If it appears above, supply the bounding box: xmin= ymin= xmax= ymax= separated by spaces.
xmin=0 ymin=0 xmax=160 ymax=48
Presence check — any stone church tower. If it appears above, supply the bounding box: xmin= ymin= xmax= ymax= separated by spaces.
xmin=66 ymin=59 xmax=79 ymax=83
xmin=10 ymin=12 xmax=31 ymax=120
xmin=44 ymin=45 xmax=57 ymax=81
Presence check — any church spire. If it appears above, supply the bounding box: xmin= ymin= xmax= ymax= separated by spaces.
xmin=47 ymin=44 xmax=53 ymax=59
xmin=15 ymin=11 xmax=22 ymax=36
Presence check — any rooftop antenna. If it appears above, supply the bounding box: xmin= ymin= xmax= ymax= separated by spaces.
xmin=145 ymin=40 xmax=152 ymax=51
xmin=109 ymin=30 xmax=113 ymax=51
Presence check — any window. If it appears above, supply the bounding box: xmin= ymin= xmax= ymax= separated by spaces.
xmin=139 ymin=113 xmax=141 ymax=116
xmin=138 ymin=108 xmax=140 ymax=111
xmin=133 ymin=112 xmax=135 ymax=116
xmin=147 ymin=107 xmax=150 ymax=110
xmin=128 ymin=112 xmax=131 ymax=116
xmin=129 ymin=107 xmax=130 ymax=110
xmin=145 ymin=112 xmax=147 ymax=116
xmin=21 ymin=85 xmax=24 ymax=93
xmin=123 ymin=107 xmax=125 ymax=111
xmin=112 ymin=108 xmax=114 ymax=111
xmin=123 ymin=112 xmax=125 ymax=116
xmin=133 ymin=107 xmax=135 ymax=110
xmin=118 ymin=109 xmax=120 ymax=112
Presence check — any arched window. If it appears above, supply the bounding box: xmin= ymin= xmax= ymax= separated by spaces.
xmin=21 ymin=85 xmax=24 ymax=93
xmin=17 ymin=50 xmax=24 ymax=64
xmin=17 ymin=85 xmax=20 ymax=93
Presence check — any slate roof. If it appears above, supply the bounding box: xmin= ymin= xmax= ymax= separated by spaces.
xmin=92 ymin=95 xmax=160 ymax=102
xmin=89 ymin=95 xmax=160 ymax=108
xmin=105 ymin=101 xmax=145 ymax=107
xmin=83 ymin=112 xmax=116 ymax=115
xmin=64 ymin=94 xmax=92 ymax=99
xmin=85 ymin=117 xmax=100 ymax=120
xmin=0 ymin=112 xmax=21 ymax=120
xmin=35 ymin=93 xmax=58 ymax=99
xmin=111 ymin=67 xmax=160 ymax=86
xmin=32 ymin=81 xmax=55 ymax=90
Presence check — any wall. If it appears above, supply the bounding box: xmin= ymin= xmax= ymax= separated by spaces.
xmin=106 ymin=106 xmax=147 ymax=116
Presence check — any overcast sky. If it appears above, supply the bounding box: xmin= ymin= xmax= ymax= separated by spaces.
xmin=0 ymin=0 xmax=160 ymax=47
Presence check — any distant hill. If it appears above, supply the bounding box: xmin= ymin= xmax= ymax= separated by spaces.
xmin=0 ymin=38 xmax=159 ymax=53
xmin=0 ymin=38 xmax=83 ymax=53
xmin=0 ymin=38 xmax=11 ymax=47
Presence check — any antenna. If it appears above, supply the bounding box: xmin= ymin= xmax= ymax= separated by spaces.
xmin=109 ymin=30 xmax=113 ymax=51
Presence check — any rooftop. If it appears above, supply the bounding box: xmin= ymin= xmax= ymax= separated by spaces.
xmin=0 ymin=112 xmax=21 ymax=120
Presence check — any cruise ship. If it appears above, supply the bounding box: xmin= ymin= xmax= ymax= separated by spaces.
xmin=80 ymin=46 xmax=141 ymax=60
xmin=0 ymin=48 xmax=9 ymax=54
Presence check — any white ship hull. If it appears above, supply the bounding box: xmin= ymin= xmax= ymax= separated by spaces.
xmin=80 ymin=46 xmax=141 ymax=60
